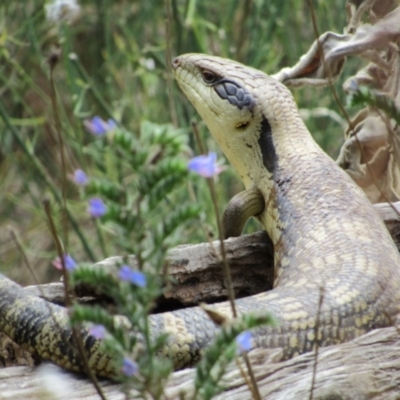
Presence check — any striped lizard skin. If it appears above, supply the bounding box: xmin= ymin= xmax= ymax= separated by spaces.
xmin=1 ymin=54 xmax=400 ymax=377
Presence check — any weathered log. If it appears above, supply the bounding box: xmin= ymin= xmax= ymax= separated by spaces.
xmin=23 ymin=201 xmax=400 ymax=308
xmin=23 ymin=230 xmax=274 ymax=307
xmin=1 ymin=327 xmax=399 ymax=399
xmin=1 ymin=202 xmax=399 ymax=398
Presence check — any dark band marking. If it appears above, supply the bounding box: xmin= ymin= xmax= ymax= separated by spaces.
xmin=258 ymin=116 xmax=276 ymax=173
xmin=213 ymin=79 xmax=255 ymax=110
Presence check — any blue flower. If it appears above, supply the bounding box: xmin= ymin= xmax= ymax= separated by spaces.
xmin=52 ymin=254 xmax=77 ymax=271
xmin=129 ymin=271 xmax=147 ymax=287
xmin=236 ymin=331 xmax=253 ymax=353
xmin=118 ymin=265 xmax=133 ymax=281
xmin=84 ymin=116 xmax=117 ymax=136
xmin=121 ymin=357 xmax=138 ymax=377
xmin=71 ymin=169 xmax=89 ymax=186
xmin=88 ymin=198 xmax=107 ymax=218
xmin=89 ymin=325 xmax=106 ymax=340
xmin=118 ymin=265 xmax=147 ymax=288
xmin=187 ymin=152 xmax=225 ymax=178
xmin=64 ymin=254 xmax=77 ymax=271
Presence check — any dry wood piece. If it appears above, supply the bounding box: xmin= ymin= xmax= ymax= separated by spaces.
xmin=1 ymin=327 xmax=399 ymax=400
xmin=23 ymin=201 xmax=400 ymax=308
xmin=23 ymin=230 xmax=274 ymax=308
xmin=1 ymin=201 xmax=399 ymax=398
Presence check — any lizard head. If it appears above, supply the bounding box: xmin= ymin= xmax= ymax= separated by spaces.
xmin=172 ymin=53 xmax=284 ymax=187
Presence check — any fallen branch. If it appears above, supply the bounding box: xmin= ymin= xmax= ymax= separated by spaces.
xmin=1 ymin=201 xmax=399 ymax=398
xmin=1 ymin=327 xmax=400 ymax=399
xmin=23 ymin=201 xmax=399 ymax=308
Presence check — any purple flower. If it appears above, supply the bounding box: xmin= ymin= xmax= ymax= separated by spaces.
xmin=236 ymin=331 xmax=253 ymax=353
xmin=89 ymin=325 xmax=106 ymax=340
xmin=88 ymin=198 xmax=107 ymax=218
xmin=121 ymin=357 xmax=138 ymax=377
xmin=187 ymin=152 xmax=225 ymax=178
xmin=70 ymin=169 xmax=88 ymax=186
xmin=130 ymin=271 xmax=146 ymax=287
xmin=118 ymin=265 xmax=133 ymax=281
xmin=118 ymin=265 xmax=147 ymax=288
xmin=84 ymin=116 xmax=117 ymax=136
xmin=52 ymin=254 xmax=77 ymax=271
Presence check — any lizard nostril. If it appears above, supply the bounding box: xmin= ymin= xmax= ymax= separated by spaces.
xmin=172 ymin=57 xmax=181 ymax=69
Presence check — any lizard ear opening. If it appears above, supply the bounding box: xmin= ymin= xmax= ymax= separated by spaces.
xmin=236 ymin=121 xmax=250 ymax=130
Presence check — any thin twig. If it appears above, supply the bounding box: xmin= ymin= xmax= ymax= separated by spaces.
xmin=68 ymin=53 xmax=117 ymax=123
xmin=7 ymin=224 xmax=90 ymax=386
xmin=187 ymin=178 xmax=216 ymax=246
xmin=192 ymin=122 xmax=263 ymax=400
xmin=309 ymin=286 xmax=325 ymax=400
xmin=7 ymin=226 xmax=65 ymax=331
xmin=191 ymin=123 xmax=237 ymax=317
xmin=48 ymin=49 xmax=69 ymax=249
xmin=0 ymin=99 xmax=95 ymax=261
xmin=43 ymin=197 xmax=71 ymax=306
xmin=206 ymin=180 xmax=237 ymax=317
xmin=187 ymin=122 xmax=217 ymax=243
xmin=93 ymin=217 xmax=108 ymax=259
xmin=233 ymin=0 xmax=253 ymax=61
xmin=235 ymin=357 xmax=261 ymax=400
xmin=42 ymin=197 xmax=108 ymax=400
xmin=8 ymin=227 xmax=41 ymax=289
xmin=242 ymin=355 xmax=262 ymax=400
xmin=165 ymin=0 xmax=179 ymax=128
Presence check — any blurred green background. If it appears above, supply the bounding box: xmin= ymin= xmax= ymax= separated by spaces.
xmin=0 ymin=0 xmax=355 ymax=284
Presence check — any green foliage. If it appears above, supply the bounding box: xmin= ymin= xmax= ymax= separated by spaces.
xmin=0 ymin=0 xmax=351 ymax=398
xmin=348 ymin=85 xmax=400 ymax=126
xmin=70 ymin=261 xmax=173 ymax=398
xmin=0 ymin=0 xmax=348 ymax=281
xmin=62 ymin=116 xmax=201 ymax=397
xmin=194 ymin=313 xmax=276 ymax=400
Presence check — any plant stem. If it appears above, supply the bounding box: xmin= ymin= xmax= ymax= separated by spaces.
xmin=0 ymin=100 xmax=96 ymax=261
xmin=43 ymin=197 xmax=107 ymax=400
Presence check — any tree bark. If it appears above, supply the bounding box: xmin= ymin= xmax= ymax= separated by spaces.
xmin=1 ymin=327 xmax=399 ymax=400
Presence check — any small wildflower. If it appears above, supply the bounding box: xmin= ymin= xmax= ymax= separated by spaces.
xmin=84 ymin=116 xmax=117 ymax=136
xmin=70 ymin=169 xmax=88 ymax=186
xmin=130 ymin=271 xmax=146 ymax=287
xmin=140 ymin=57 xmax=155 ymax=71
xmin=52 ymin=254 xmax=77 ymax=271
xmin=236 ymin=331 xmax=253 ymax=353
xmin=118 ymin=265 xmax=147 ymax=288
xmin=347 ymin=79 xmax=359 ymax=93
xmin=121 ymin=357 xmax=138 ymax=377
xmin=37 ymin=364 xmax=72 ymax=399
xmin=187 ymin=152 xmax=225 ymax=178
xmin=89 ymin=325 xmax=106 ymax=340
xmin=118 ymin=265 xmax=132 ymax=281
xmin=45 ymin=0 xmax=81 ymax=24
xmin=88 ymin=198 xmax=107 ymax=218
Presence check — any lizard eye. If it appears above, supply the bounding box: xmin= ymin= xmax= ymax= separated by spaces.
xmin=201 ymin=70 xmax=220 ymax=84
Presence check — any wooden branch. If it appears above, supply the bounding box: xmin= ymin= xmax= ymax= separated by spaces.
xmin=1 ymin=326 xmax=400 ymax=399
xmin=23 ymin=201 xmax=400 ymax=308
xmin=22 ymin=230 xmax=274 ymax=307
xmin=2 ymin=202 xmax=399 ymax=398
